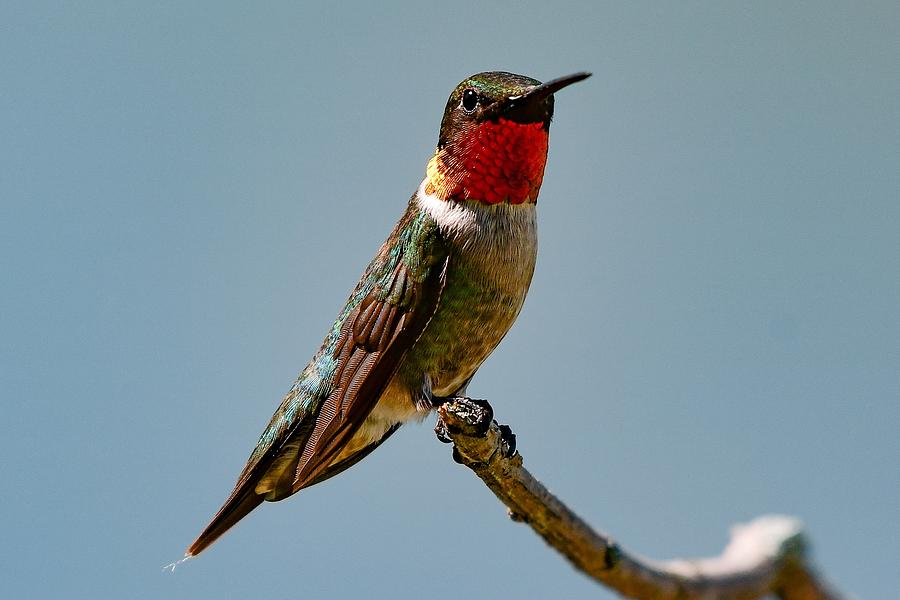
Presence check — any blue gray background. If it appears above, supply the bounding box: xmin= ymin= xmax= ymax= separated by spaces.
xmin=2 ymin=2 xmax=897 ymax=599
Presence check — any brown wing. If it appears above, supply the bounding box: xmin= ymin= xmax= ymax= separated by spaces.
xmin=289 ymin=257 xmax=448 ymax=491
xmin=185 ymin=253 xmax=448 ymax=557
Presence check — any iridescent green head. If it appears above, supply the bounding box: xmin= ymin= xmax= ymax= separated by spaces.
xmin=425 ymin=71 xmax=590 ymax=205
xmin=437 ymin=71 xmax=591 ymax=149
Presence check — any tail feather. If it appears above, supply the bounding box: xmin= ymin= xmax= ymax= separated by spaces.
xmin=186 ymin=488 xmax=265 ymax=557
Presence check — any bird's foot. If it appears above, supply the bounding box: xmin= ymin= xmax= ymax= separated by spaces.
xmin=434 ymin=413 xmax=453 ymax=444
xmin=498 ymin=423 xmax=517 ymax=458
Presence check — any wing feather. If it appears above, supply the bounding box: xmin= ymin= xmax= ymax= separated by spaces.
xmin=185 ymin=211 xmax=448 ymax=557
xmin=291 ymin=257 xmax=448 ymax=490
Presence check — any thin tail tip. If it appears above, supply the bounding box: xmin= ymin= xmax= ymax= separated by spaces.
xmin=162 ymin=554 xmax=193 ymax=573
xmin=184 ymin=487 xmax=265 ymax=559
xmin=185 ymin=536 xmax=209 ymax=558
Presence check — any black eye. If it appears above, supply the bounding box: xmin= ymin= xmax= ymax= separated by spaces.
xmin=461 ymin=89 xmax=478 ymax=112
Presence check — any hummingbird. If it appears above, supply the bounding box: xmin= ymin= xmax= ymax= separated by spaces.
xmin=185 ymin=70 xmax=590 ymax=557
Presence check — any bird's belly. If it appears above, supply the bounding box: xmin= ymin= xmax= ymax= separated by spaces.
xmin=361 ymin=198 xmax=538 ymax=435
xmin=385 ymin=242 xmax=536 ymax=423
xmin=415 ymin=277 xmax=528 ymax=396
xmin=332 ymin=255 xmax=534 ymax=470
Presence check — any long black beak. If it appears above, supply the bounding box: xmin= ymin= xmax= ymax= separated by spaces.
xmin=516 ymin=72 xmax=592 ymax=104
xmin=484 ymin=71 xmax=591 ymax=120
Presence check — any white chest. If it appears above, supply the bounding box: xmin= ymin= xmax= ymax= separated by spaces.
xmin=415 ymin=178 xmax=538 ymax=291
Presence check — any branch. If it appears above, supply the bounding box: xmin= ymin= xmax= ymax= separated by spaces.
xmin=434 ymin=397 xmax=845 ymax=600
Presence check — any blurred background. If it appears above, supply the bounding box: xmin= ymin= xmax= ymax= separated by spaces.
xmin=2 ymin=2 xmax=897 ymax=598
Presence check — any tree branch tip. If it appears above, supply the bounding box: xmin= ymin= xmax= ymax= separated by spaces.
xmin=437 ymin=397 xmax=493 ymax=437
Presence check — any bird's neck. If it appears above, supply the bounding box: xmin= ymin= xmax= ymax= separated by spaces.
xmin=424 ymin=118 xmax=549 ymax=206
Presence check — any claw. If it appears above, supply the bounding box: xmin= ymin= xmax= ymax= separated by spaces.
xmin=434 ymin=416 xmax=453 ymax=444
xmin=498 ymin=424 xmax=517 ymax=457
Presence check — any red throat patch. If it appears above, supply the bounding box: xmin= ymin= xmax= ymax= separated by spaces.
xmin=425 ymin=118 xmax=549 ymax=205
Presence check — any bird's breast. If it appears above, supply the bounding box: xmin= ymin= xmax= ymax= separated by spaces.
xmin=407 ymin=183 xmax=537 ymax=393
xmin=360 ymin=182 xmax=538 ymax=437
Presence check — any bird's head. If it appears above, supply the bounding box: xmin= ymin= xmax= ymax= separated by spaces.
xmin=424 ymin=71 xmax=590 ymax=205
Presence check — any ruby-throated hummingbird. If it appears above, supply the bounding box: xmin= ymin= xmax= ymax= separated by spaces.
xmin=185 ymin=71 xmax=590 ymax=557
